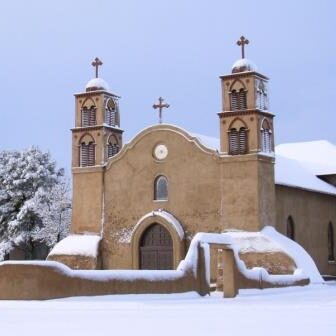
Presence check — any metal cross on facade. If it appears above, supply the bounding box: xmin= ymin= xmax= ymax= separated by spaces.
xmin=153 ymin=97 xmax=170 ymax=124
xmin=92 ymin=57 xmax=103 ymax=78
xmin=237 ymin=36 xmax=249 ymax=59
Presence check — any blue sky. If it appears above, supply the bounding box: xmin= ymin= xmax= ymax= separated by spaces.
xmin=0 ymin=0 xmax=334 ymax=174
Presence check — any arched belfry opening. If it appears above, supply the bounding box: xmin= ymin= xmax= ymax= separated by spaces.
xmin=79 ymin=134 xmax=95 ymax=167
xmin=105 ymin=98 xmax=120 ymax=127
xmin=107 ymin=134 xmax=120 ymax=158
xmin=228 ymin=118 xmax=248 ymax=155
xmin=261 ymin=118 xmax=273 ymax=153
xmin=81 ymin=98 xmax=96 ymax=127
xmin=139 ymin=223 xmax=173 ymax=270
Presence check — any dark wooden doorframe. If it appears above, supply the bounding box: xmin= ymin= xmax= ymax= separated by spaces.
xmin=139 ymin=223 xmax=173 ymax=270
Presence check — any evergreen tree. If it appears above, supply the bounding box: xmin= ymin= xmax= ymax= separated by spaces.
xmin=0 ymin=147 xmax=71 ymax=260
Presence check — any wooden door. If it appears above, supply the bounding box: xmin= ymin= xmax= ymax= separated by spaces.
xmin=140 ymin=223 xmax=173 ymax=270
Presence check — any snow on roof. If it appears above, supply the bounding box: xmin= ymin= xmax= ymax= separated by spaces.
xmin=193 ymin=133 xmax=336 ymax=195
xmin=48 ymin=234 xmax=101 ymax=258
xmin=190 ymin=132 xmax=220 ymax=151
xmin=274 ymin=154 xmax=336 ymax=195
xmin=275 ymin=140 xmax=336 ymax=176
xmin=86 ymin=77 xmax=110 ymax=92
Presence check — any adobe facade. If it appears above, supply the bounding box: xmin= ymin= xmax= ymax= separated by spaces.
xmin=49 ymin=42 xmax=336 ymax=277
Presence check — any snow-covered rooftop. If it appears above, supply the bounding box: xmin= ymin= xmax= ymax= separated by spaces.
xmin=48 ymin=234 xmax=101 ymax=258
xmin=186 ymin=133 xmax=336 ymax=195
xmin=190 ymin=132 xmax=220 ymax=151
xmin=275 ymin=140 xmax=336 ymax=176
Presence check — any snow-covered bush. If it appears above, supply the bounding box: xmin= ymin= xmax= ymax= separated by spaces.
xmin=0 ymin=147 xmax=71 ymax=260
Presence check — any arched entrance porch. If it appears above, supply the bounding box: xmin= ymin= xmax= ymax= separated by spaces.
xmin=131 ymin=210 xmax=185 ymax=269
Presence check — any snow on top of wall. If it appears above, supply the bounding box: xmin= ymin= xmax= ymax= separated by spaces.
xmin=2 ymin=229 xmax=316 ymax=286
xmin=224 ymin=231 xmax=284 ymax=253
xmin=262 ymin=226 xmax=324 ymax=283
xmin=133 ymin=210 xmax=185 ymax=240
xmin=179 ymin=232 xmax=309 ymax=286
xmin=48 ymin=234 xmax=101 ymax=258
xmin=275 ymin=140 xmax=336 ymax=176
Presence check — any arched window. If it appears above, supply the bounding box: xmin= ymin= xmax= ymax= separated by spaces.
xmin=107 ymin=135 xmax=120 ymax=158
xmin=229 ymin=127 xmax=248 ymax=155
xmin=154 ymin=175 xmax=168 ymax=201
xmin=230 ymin=88 xmax=247 ymax=111
xmin=261 ymin=119 xmax=272 ymax=153
xmin=286 ymin=216 xmax=295 ymax=241
xmin=105 ymin=98 xmax=118 ymax=126
xmin=328 ymin=222 xmax=335 ymax=261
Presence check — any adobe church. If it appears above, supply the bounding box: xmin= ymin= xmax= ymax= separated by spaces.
xmin=49 ymin=37 xmax=336 ymax=278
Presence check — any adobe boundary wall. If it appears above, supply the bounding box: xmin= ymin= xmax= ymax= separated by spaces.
xmin=0 ymin=239 xmax=310 ymax=300
xmin=0 ymin=245 xmax=208 ymax=300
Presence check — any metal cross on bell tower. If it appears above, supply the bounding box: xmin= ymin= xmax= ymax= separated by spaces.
xmin=153 ymin=97 xmax=170 ymax=124
xmin=92 ymin=57 xmax=103 ymax=78
xmin=237 ymin=36 xmax=249 ymax=59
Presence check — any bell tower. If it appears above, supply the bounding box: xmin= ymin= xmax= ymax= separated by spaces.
xmin=219 ymin=36 xmax=274 ymax=155
xmin=72 ymin=57 xmax=123 ymax=168
xmin=219 ymin=37 xmax=276 ymax=231
xmin=70 ymin=58 xmax=123 ymax=234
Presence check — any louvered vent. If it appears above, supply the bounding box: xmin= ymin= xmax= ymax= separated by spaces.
xmin=230 ymin=89 xmax=247 ymax=111
xmin=229 ymin=129 xmax=239 ymax=155
xmin=80 ymin=143 xmax=88 ymax=167
xmin=81 ymin=109 xmax=89 ymax=126
xmin=80 ymin=142 xmax=95 ymax=167
xmin=105 ymin=109 xmax=116 ymax=126
xmin=88 ymin=142 xmax=95 ymax=165
xmin=231 ymin=91 xmax=239 ymax=110
xmin=229 ymin=127 xmax=248 ymax=155
xmin=107 ymin=143 xmax=120 ymax=158
xmin=81 ymin=108 xmax=96 ymax=127
xmin=239 ymin=128 xmax=247 ymax=154
xmin=261 ymin=129 xmax=272 ymax=153
xmin=239 ymin=89 xmax=247 ymax=109
xmin=89 ymin=110 xmax=96 ymax=126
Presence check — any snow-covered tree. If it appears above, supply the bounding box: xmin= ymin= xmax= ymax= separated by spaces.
xmin=0 ymin=147 xmax=71 ymax=260
xmin=30 ymin=179 xmax=71 ymax=247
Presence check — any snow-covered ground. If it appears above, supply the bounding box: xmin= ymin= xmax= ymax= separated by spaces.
xmin=2 ymin=283 xmax=335 ymax=336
